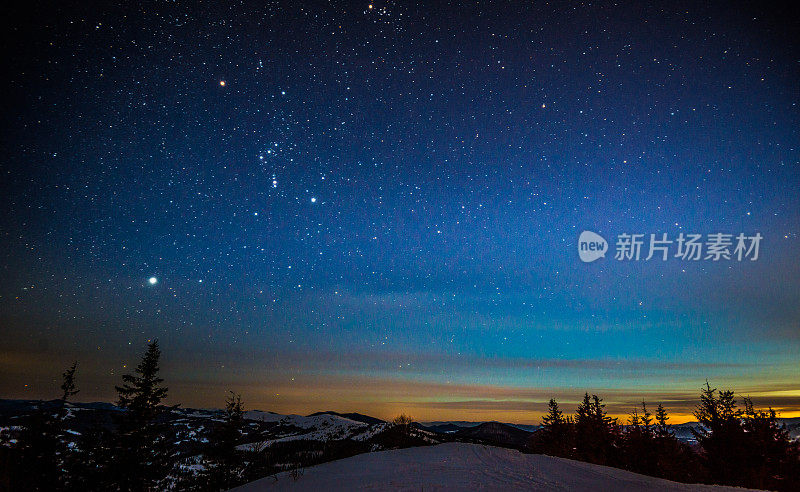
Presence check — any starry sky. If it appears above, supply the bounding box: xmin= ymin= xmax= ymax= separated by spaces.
xmin=1 ymin=1 xmax=799 ymax=423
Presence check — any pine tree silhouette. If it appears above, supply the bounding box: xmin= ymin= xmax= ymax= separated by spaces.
xmin=12 ymin=362 xmax=79 ymax=490
xmin=110 ymin=340 xmax=177 ymax=491
xmin=60 ymin=363 xmax=79 ymax=406
xmin=654 ymin=403 xmax=671 ymax=438
xmin=531 ymin=398 xmax=574 ymax=457
xmin=202 ymin=391 xmax=246 ymax=490
xmin=639 ymin=401 xmax=652 ymax=431
xmin=688 ymin=381 xmax=800 ymax=488
xmin=628 ymin=407 xmax=640 ymax=428
xmin=739 ymin=397 xmax=798 ymax=490
xmin=574 ymin=393 xmax=619 ymax=466
xmin=622 ymin=401 xmax=658 ymax=476
xmin=692 ymin=381 xmax=747 ymax=485
xmin=116 ymin=341 xmax=169 ymax=419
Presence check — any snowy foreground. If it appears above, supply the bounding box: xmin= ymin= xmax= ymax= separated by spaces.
xmin=231 ymin=442 xmax=757 ymax=492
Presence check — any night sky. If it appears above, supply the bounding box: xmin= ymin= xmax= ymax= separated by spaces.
xmin=2 ymin=1 xmax=799 ymax=423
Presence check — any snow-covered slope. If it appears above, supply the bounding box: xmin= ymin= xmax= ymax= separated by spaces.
xmin=232 ymin=442 xmax=759 ymax=492
xmin=237 ymin=411 xmax=386 ymax=449
xmin=245 ymin=411 xmax=367 ymax=431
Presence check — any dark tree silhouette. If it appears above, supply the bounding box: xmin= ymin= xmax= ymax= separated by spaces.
xmin=392 ymin=414 xmax=414 ymax=435
xmin=60 ymin=363 xmax=79 ymax=406
xmin=116 ymin=340 xmax=169 ymax=418
xmin=201 ymin=391 xmax=247 ymax=491
xmin=738 ymin=397 xmax=799 ymax=490
xmin=692 ymin=381 xmax=747 ymax=485
xmin=573 ymin=393 xmax=619 ymax=466
xmin=621 ymin=401 xmax=658 ymax=476
xmin=650 ymin=403 xmax=702 ymax=483
xmin=654 ymin=403 xmax=671 ymax=438
xmin=619 ymin=400 xmax=701 ymax=481
xmin=110 ymin=339 xmax=177 ymax=491
xmin=691 ymin=381 xmax=800 ymax=489
xmin=10 ymin=362 xmax=79 ymax=490
xmin=541 ymin=398 xmax=566 ymax=429
xmin=639 ymin=401 xmax=652 ymax=431
xmin=530 ymin=398 xmax=574 ymax=458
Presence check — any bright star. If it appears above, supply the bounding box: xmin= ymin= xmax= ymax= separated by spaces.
xmin=219 ymin=80 xmax=226 ymax=87
xmin=148 ymin=277 xmax=158 ymax=285
xmin=311 ymin=197 xmax=317 ymax=203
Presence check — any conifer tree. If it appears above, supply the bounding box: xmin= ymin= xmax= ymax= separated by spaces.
xmin=111 ymin=340 xmax=177 ymax=490
xmin=622 ymin=401 xmax=656 ymax=476
xmin=60 ymin=362 xmax=79 ymax=406
xmin=654 ymin=403 xmax=671 ymax=438
xmin=532 ymin=398 xmax=574 ymax=457
xmin=574 ymin=393 xmax=618 ymax=465
xmin=739 ymin=397 xmax=798 ymax=490
xmin=541 ymin=398 xmax=565 ymax=428
xmin=13 ymin=362 xmax=79 ymax=490
xmin=692 ymin=381 xmax=747 ymax=485
xmin=202 ymin=392 xmax=246 ymax=491
xmin=627 ymin=407 xmax=640 ymax=428
xmin=639 ymin=401 xmax=652 ymax=432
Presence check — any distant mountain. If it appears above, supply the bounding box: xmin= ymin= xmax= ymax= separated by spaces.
xmin=421 ymin=420 xmax=483 ymax=428
xmin=237 ymin=412 xmax=386 ymax=448
xmin=0 ymin=399 xmax=121 ymax=418
xmin=421 ymin=420 xmax=539 ymax=433
xmin=416 ymin=422 xmax=464 ymax=434
xmin=308 ymin=411 xmax=385 ymax=426
xmin=454 ymin=421 xmax=532 ymax=449
xmin=506 ymin=422 xmax=539 ymax=433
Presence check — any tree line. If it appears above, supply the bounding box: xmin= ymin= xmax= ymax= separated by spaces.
xmin=0 ymin=340 xmax=251 ymax=491
xmin=1 ymin=340 xmax=799 ymax=491
xmin=529 ymin=387 xmax=800 ymax=490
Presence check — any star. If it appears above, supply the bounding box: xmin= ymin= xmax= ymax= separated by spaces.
xmin=219 ymin=80 xmax=226 ymax=87
xmin=148 ymin=277 xmax=158 ymax=285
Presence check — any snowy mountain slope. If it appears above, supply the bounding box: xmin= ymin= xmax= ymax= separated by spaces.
xmin=231 ymin=442 xmax=761 ymax=492
xmin=237 ymin=411 xmax=386 ymax=449
xmin=245 ymin=411 xmax=366 ymax=431
xmin=307 ymin=411 xmax=385 ymax=425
